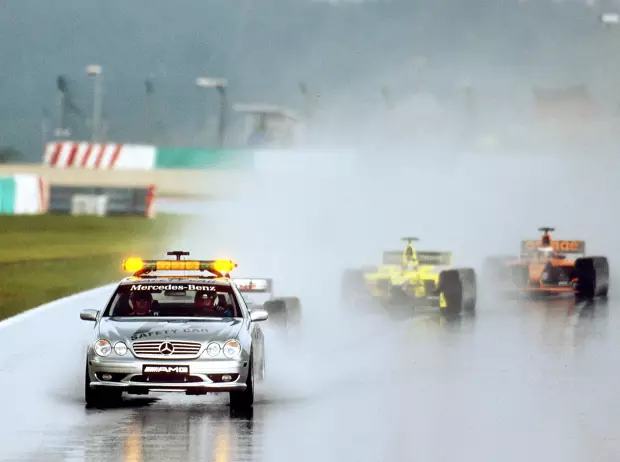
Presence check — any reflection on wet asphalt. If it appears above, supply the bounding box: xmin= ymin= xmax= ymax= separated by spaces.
xmin=1 ymin=287 xmax=620 ymax=462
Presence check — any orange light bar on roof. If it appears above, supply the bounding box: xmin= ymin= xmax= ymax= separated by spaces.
xmin=156 ymin=260 xmax=201 ymax=271
xmin=213 ymin=260 xmax=237 ymax=274
xmin=123 ymin=258 xmax=147 ymax=272
xmin=122 ymin=258 xmax=237 ymax=276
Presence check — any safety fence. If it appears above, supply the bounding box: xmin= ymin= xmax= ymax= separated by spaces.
xmin=0 ymin=172 xmax=155 ymax=217
xmin=1 ymin=141 xmax=362 ymax=203
xmin=42 ymin=142 xmax=359 ymax=172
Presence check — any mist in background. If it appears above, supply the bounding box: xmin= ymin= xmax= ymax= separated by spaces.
xmin=5 ymin=0 xmax=620 ymax=321
xmin=3 ymin=0 xmax=620 ymax=159
xmin=2 ymin=3 xmax=620 ymax=454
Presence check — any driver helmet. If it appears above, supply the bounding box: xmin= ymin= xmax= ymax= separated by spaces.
xmin=195 ymin=292 xmax=217 ymax=308
xmin=131 ymin=291 xmax=152 ymax=314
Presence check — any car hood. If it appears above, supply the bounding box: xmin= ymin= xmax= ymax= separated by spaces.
xmin=98 ymin=318 xmax=243 ymax=343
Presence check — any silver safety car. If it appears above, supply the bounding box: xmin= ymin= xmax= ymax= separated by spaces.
xmin=80 ymin=252 xmax=268 ymax=409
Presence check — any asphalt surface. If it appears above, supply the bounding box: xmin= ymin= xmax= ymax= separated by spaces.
xmin=4 ymin=161 xmax=620 ymax=462
xmin=0 ymin=284 xmax=618 ymax=462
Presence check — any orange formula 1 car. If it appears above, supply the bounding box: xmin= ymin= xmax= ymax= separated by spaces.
xmin=482 ymin=227 xmax=609 ymax=301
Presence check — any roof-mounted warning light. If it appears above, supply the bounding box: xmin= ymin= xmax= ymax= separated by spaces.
xmin=122 ymin=251 xmax=237 ymax=278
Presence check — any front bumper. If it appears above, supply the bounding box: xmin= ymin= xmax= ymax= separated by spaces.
xmin=87 ymin=356 xmax=249 ymax=393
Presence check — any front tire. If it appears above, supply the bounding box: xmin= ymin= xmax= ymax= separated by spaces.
xmin=84 ymin=362 xmax=122 ymax=408
xmin=438 ymin=270 xmax=463 ymax=317
xmin=230 ymin=356 xmax=254 ymax=409
xmin=258 ymin=353 xmax=266 ymax=381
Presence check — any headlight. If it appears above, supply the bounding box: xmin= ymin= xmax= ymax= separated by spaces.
xmin=541 ymin=272 xmax=549 ymax=281
xmin=205 ymin=342 xmax=221 ymax=357
xmin=223 ymin=340 xmax=241 ymax=358
xmin=94 ymin=339 xmax=112 ymax=357
xmin=114 ymin=342 xmax=128 ymax=356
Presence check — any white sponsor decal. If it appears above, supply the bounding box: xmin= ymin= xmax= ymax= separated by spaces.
xmin=130 ymin=284 xmax=216 ymax=291
xmin=144 ymin=366 xmax=189 ymax=374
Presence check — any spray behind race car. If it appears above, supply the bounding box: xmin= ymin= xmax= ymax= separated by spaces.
xmin=482 ymin=227 xmax=608 ymax=301
xmin=232 ymin=278 xmax=302 ymax=329
xmin=379 ymin=237 xmax=453 ymax=274
xmin=341 ymin=237 xmax=477 ymax=318
xmin=519 ymin=227 xmax=585 ymax=261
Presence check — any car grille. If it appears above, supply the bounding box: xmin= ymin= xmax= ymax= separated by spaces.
xmin=131 ymin=341 xmax=202 ymax=359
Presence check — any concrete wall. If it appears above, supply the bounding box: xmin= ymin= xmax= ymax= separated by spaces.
xmin=0 ymin=164 xmax=247 ymax=199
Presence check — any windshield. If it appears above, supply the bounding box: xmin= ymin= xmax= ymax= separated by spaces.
xmin=104 ymin=282 xmax=242 ymax=318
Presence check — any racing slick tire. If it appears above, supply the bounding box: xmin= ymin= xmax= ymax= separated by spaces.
xmin=84 ymin=362 xmax=122 ymax=408
xmin=438 ymin=268 xmax=477 ymax=317
xmin=263 ymin=299 xmax=288 ymax=328
xmin=230 ymin=355 xmax=254 ymax=409
xmin=259 ymin=354 xmax=266 ymax=381
xmin=279 ymin=296 xmax=302 ymax=326
xmin=573 ymin=257 xmax=609 ymax=301
xmin=459 ymin=268 xmax=477 ymax=313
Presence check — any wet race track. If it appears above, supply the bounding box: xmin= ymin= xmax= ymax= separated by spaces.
xmin=4 ymin=155 xmax=620 ymax=462
xmin=1 ymin=285 xmax=619 ymax=462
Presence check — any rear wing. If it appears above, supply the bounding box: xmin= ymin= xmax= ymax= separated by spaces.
xmin=382 ymin=250 xmax=452 ymax=266
xmin=520 ymin=239 xmax=585 ymax=255
xmin=417 ymin=251 xmax=452 ymax=266
xmin=382 ymin=251 xmax=404 ymax=265
xmin=232 ymin=278 xmax=273 ymax=293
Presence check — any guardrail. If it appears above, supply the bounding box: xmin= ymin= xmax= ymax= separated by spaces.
xmin=2 ymin=146 xmax=359 ymax=199
xmin=0 ymin=164 xmax=251 ymax=199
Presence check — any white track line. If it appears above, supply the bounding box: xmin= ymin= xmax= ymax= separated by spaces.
xmin=0 ymin=283 xmax=116 ymax=332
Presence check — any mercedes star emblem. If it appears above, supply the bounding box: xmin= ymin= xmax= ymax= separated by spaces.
xmin=159 ymin=342 xmax=174 ymax=355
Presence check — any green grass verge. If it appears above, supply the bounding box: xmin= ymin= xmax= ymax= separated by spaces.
xmin=0 ymin=214 xmax=188 ymax=321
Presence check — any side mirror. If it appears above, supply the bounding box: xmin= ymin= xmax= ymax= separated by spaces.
xmin=80 ymin=309 xmax=99 ymax=322
xmin=249 ymin=308 xmax=269 ymax=322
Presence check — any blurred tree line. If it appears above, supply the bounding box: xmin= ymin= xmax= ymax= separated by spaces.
xmin=0 ymin=147 xmax=23 ymax=163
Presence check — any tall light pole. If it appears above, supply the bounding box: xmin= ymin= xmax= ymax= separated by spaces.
xmin=145 ymin=77 xmax=154 ymax=144
xmin=299 ymin=81 xmax=314 ymax=120
xmin=196 ymin=76 xmax=228 ymax=148
xmin=86 ymin=64 xmax=103 ymax=142
xmin=599 ymin=13 xmax=620 ymax=118
xmin=55 ymin=75 xmax=71 ymax=138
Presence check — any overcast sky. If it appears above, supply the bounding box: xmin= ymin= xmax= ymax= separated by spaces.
xmin=1 ymin=0 xmax=618 ymax=160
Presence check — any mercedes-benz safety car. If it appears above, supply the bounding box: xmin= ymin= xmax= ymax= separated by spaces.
xmin=80 ymin=251 xmax=268 ymax=409
xmin=341 ymin=237 xmax=477 ymax=317
xmin=232 ymin=278 xmax=302 ymax=328
xmin=482 ymin=227 xmax=609 ymax=301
